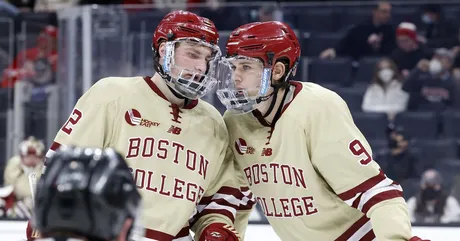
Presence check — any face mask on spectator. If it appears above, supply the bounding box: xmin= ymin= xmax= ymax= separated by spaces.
xmin=388 ymin=138 xmax=398 ymax=149
xmin=422 ymin=187 xmax=441 ymax=201
xmin=429 ymin=59 xmax=443 ymax=75
xmin=421 ymin=14 xmax=433 ymax=24
xmin=378 ymin=68 xmax=394 ymax=83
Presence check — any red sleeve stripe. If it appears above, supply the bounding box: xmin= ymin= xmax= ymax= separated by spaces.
xmin=194 ymin=208 xmax=235 ymax=223
xmin=356 ymin=183 xmax=403 ymax=213
xmin=361 ymin=190 xmax=404 ymax=214
xmin=145 ymin=226 xmax=190 ymax=241
xmin=198 ymin=196 xmax=212 ymax=205
xmin=198 ymin=186 xmax=244 ymax=206
xmin=216 ymin=186 xmax=245 ymax=199
xmin=239 ymin=202 xmax=255 ymax=211
xmin=338 ymin=170 xmax=386 ymax=201
xmin=359 ymin=230 xmax=376 ymax=241
xmin=174 ymin=227 xmax=191 ymax=239
xmin=239 ymin=187 xmax=256 ymax=210
xmin=351 ymin=193 xmax=363 ymax=209
xmin=338 ymin=170 xmax=403 ymax=214
xmin=49 ymin=141 xmax=61 ymax=151
xmin=204 ymin=197 xmax=240 ymax=210
xmin=198 ymin=186 xmax=253 ymax=207
xmin=145 ymin=228 xmax=174 ymax=241
xmin=334 ymin=216 xmax=373 ymax=241
xmin=45 ymin=141 xmax=62 ymax=161
xmin=239 ymin=193 xmax=256 ymax=210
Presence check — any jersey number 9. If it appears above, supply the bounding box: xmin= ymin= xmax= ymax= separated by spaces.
xmin=348 ymin=139 xmax=372 ymax=166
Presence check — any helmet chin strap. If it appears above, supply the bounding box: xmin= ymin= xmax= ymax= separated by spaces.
xmin=259 ymin=83 xmax=290 ymax=126
xmin=165 ymin=78 xmax=191 ymax=107
xmin=167 ymin=84 xmax=186 ymax=99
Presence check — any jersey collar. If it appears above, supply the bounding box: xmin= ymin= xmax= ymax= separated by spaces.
xmin=252 ymin=81 xmax=303 ymax=127
xmin=143 ymin=76 xmax=199 ymax=109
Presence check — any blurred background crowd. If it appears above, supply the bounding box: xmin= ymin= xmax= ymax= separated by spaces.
xmin=0 ymin=0 xmax=460 ymax=226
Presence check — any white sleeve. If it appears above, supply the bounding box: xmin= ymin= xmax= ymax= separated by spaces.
xmin=361 ymin=86 xmax=382 ymax=113
xmin=405 ymin=196 xmax=417 ymax=223
xmin=440 ymin=196 xmax=460 ymax=223
xmin=385 ymin=90 xmax=409 ymax=114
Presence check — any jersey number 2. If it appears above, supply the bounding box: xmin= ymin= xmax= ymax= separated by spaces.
xmin=62 ymin=108 xmax=82 ymax=135
xmin=348 ymin=139 xmax=372 ymax=165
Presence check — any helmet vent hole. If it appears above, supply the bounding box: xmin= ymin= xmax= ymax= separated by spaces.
xmin=240 ymin=44 xmax=264 ymax=51
xmin=178 ymin=26 xmax=199 ymax=34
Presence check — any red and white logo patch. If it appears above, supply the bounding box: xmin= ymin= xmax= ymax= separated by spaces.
xmin=124 ymin=109 xmax=142 ymax=126
xmin=235 ymin=138 xmax=255 ymax=155
xmin=235 ymin=138 xmax=247 ymax=155
xmin=235 ymin=138 xmax=257 ymax=155
xmin=124 ymin=109 xmax=160 ymax=128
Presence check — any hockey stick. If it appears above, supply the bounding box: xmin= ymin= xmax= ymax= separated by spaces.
xmin=28 ymin=173 xmax=37 ymax=207
xmin=27 ymin=172 xmax=42 ymax=240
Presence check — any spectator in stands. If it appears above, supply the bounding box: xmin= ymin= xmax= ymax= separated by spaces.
xmin=2 ymin=137 xmax=44 ymax=219
xmin=374 ymin=124 xmax=420 ymax=183
xmin=407 ymin=169 xmax=460 ymax=224
xmin=1 ymin=25 xmax=57 ymax=89
xmin=419 ymin=4 xmax=458 ymax=48
xmin=319 ymin=1 xmax=396 ymax=60
xmin=361 ymin=58 xmax=408 ymax=118
xmin=403 ymin=48 xmax=455 ymax=111
xmin=390 ymin=22 xmax=433 ymax=78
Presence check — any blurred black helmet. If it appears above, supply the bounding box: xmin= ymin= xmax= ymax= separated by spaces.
xmin=33 ymin=146 xmax=143 ymax=241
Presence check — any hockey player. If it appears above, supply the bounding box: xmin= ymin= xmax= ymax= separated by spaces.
xmin=3 ymin=136 xmax=45 ymax=219
xmin=216 ymin=21 xmax=430 ymax=241
xmin=27 ymin=10 xmax=253 ymax=241
xmin=32 ymin=146 xmax=144 ymax=241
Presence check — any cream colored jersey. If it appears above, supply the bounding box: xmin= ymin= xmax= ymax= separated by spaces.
xmin=3 ymin=155 xmax=43 ymax=218
xmin=46 ymin=76 xmax=253 ymax=241
xmin=224 ymin=82 xmax=413 ymax=241
xmin=4 ymin=155 xmax=42 ymax=201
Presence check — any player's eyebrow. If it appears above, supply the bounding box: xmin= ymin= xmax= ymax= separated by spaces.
xmin=237 ymin=61 xmax=256 ymax=66
xmin=188 ymin=47 xmax=212 ymax=59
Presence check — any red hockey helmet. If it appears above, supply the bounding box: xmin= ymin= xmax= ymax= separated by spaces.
xmin=216 ymin=21 xmax=301 ymax=114
xmin=225 ymin=21 xmax=300 ymax=71
xmin=152 ymin=10 xmax=221 ymax=100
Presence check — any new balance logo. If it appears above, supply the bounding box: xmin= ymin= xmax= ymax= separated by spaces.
xmin=261 ymin=148 xmax=272 ymax=156
xmin=167 ymin=125 xmax=182 ymax=135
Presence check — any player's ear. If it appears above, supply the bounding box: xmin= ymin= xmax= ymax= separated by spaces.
xmin=116 ymin=218 xmax=133 ymax=241
xmin=158 ymin=42 xmax=166 ymax=59
xmin=271 ymin=61 xmax=286 ymax=84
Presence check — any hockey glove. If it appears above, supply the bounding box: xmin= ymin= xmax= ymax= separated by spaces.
xmin=200 ymin=223 xmax=240 ymax=241
xmin=409 ymin=236 xmax=430 ymax=241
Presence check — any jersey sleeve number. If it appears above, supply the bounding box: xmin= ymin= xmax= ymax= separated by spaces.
xmin=348 ymin=139 xmax=372 ymax=165
xmin=61 ymin=108 xmax=82 ymax=135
